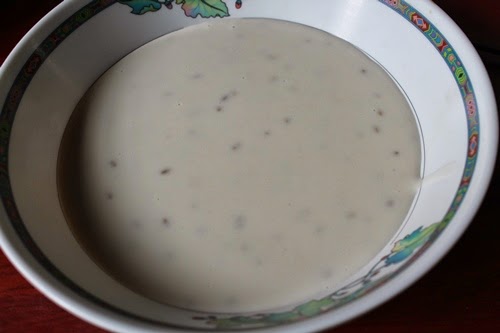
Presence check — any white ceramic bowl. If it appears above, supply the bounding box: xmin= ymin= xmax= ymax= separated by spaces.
xmin=0 ymin=0 xmax=497 ymax=332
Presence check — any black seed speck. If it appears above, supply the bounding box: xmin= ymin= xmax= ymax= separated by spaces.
xmin=386 ymin=199 xmax=395 ymax=207
xmin=393 ymin=150 xmax=400 ymax=156
xmin=264 ymin=130 xmax=271 ymax=136
xmin=106 ymin=192 xmax=113 ymax=200
xmin=377 ymin=109 xmax=384 ymax=116
xmin=160 ymin=168 xmax=171 ymax=175
xmin=305 ymin=38 xmax=312 ymax=43
xmin=191 ymin=73 xmax=203 ymax=79
xmin=284 ymin=117 xmax=292 ymax=124
xmin=233 ymin=215 xmax=246 ymax=230
xmin=373 ymin=126 xmax=381 ymax=133
xmin=231 ymin=142 xmax=242 ymax=151
xmin=109 ymin=160 xmax=117 ymax=168
xmin=315 ymin=225 xmax=326 ymax=234
xmin=240 ymin=243 xmax=249 ymax=252
xmin=272 ymin=233 xmax=284 ymax=241
xmin=361 ymin=68 xmax=367 ymax=74
xmin=346 ymin=211 xmax=357 ymax=219
xmin=216 ymin=105 xmax=223 ymax=112
xmin=220 ymin=90 xmax=238 ymax=103
xmin=266 ymin=53 xmax=278 ymax=61
xmin=162 ymin=218 xmax=170 ymax=226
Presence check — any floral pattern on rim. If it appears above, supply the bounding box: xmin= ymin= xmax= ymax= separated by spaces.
xmin=0 ymin=0 xmax=479 ymax=330
xmin=118 ymin=0 xmax=244 ymax=17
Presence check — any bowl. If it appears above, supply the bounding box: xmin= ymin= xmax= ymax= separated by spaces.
xmin=0 ymin=0 xmax=497 ymax=332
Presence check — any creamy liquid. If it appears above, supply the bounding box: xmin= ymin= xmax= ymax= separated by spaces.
xmin=58 ymin=19 xmax=421 ymax=313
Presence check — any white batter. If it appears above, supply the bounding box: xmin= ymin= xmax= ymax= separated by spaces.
xmin=58 ymin=19 xmax=421 ymax=313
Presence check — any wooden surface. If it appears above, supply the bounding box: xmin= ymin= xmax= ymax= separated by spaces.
xmin=1 ymin=1 xmax=499 ymax=332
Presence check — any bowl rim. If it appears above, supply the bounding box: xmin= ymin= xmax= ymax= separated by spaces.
xmin=0 ymin=0 xmax=498 ymax=332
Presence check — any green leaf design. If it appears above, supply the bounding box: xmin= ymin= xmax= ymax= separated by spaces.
xmin=384 ymin=222 xmax=442 ymax=265
xmin=176 ymin=0 xmax=229 ymax=18
xmin=211 ymin=297 xmax=336 ymax=328
xmin=118 ymin=0 xmax=162 ymax=15
xmin=295 ymin=298 xmax=335 ymax=316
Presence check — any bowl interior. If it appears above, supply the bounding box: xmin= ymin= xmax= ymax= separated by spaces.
xmin=0 ymin=0 xmax=494 ymax=331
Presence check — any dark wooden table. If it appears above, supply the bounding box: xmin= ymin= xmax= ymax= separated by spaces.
xmin=1 ymin=1 xmax=499 ymax=332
